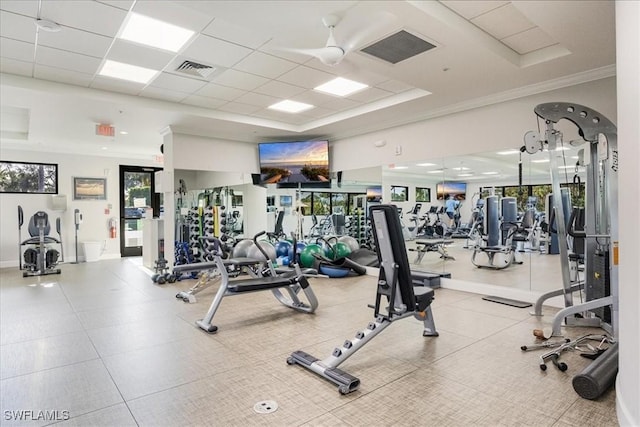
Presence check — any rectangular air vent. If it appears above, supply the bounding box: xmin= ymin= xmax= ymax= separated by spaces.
xmin=175 ymin=60 xmax=217 ymax=79
xmin=361 ymin=30 xmax=436 ymax=64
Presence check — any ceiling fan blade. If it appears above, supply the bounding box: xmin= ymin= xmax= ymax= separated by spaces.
xmin=272 ymin=46 xmax=331 ymax=59
xmin=336 ymin=10 xmax=398 ymax=54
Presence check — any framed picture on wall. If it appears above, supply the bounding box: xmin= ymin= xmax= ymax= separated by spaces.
xmin=390 ymin=185 xmax=408 ymax=202
xmin=73 ymin=177 xmax=107 ymax=200
xmin=416 ymin=187 xmax=431 ymax=202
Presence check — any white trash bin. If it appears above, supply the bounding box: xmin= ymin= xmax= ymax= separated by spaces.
xmin=82 ymin=241 xmax=102 ymax=262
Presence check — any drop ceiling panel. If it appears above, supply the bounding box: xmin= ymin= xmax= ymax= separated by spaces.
xmin=253 ymin=80 xmax=305 ymax=98
xmin=40 ymin=0 xmax=127 ymax=37
xmin=90 ymin=76 xmax=144 ymax=95
xmin=276 ymin=65 xmax=335 ymax=89
xmin=233 ymin=91 xmax=281 ymax=108
xmin=233 ymin=51 xmax=298 ymax=79
xmin=95 ymin=1 xmax=134 ymax=11
xmin=217 ymin=102 xmax=262 ymax=115
xmin=0 ymin=0 xmax=38 ymax=17
xmin=195 ymin=83 xmax=244 ymax=101
xmin=298 ymin=106 xmax=335 ymax=119
xmin=132 ymin=0 xmax=212 ymax=33
xmin=321 ymin=97 xmax=360 ymax=111
xmin=0 ymin=11 xmax=37 ymax=43
xmin=211 ymin=69 xmax=269 ymax=91
xmin=149 ymin=72 xmax=207 ymax=93
xmin=0 ymin=37 xmax=34 ymax=62
xmin=106 ymin=39 xmax=175 ymax=70
xmin=180 ymin=94 xmax=227 ymax=109
xmin=36 ymin=45 xmax=102 ymax=75
xmin=341 ymin=69 xmax=389 ymax=87
xmin=252 ymin=108 xmax=304 ymax=124
xmin=182 ymin=34 xmax=252 ymax=68
xmin=441 ymin=0 xmax=508 ymax=19
xmin=201 ymin=18 xmax=271 ymax=49
xmin=289 ymin=90 xmax=336 ymax=106
xmin=471 ymin=3 xmax=534 ymax=40
xmin=376 ymin=79 xmax=413 ymax=93
xmin=0 ymin=57 xmax=32 ymax=76
xmin=346 ymin=87 xmax=393 ymax=103
xmin=38 ymin=26 xmax=112 ymax=58
xmin=501 ymin=27 xmax=556 ymax=55
xmin=34 ymin=64 xmax=94 ymax=87
xmin=139 ymin=86 xmax=189 ymax=102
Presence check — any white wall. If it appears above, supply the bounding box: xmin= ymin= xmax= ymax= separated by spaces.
xmin=0 ymin=149 xmax=158 ymax=267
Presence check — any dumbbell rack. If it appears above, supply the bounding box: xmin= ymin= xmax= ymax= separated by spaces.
xmin=353 ymin=207 xmax=368 ymax=248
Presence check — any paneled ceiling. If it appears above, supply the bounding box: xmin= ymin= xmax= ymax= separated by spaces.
xmin=0 ymin=0 xmax=616 ymax=167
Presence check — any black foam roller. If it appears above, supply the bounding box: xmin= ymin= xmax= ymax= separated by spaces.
xmin=572 ymin=342 xmax=618 ymax=400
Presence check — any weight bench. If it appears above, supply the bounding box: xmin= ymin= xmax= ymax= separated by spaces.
xmin=174 ymin=257 xmax=267 ymax=303
xmin=196 ymin=238 xmax=318 ymax=334
xmin=287 ymin=204 xmax=438 ymax=394
xmin=409 ymin=238 xmax=455 ymax=263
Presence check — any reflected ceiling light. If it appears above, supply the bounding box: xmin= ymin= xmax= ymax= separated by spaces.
xmin=427 ymin=169 xmax=444 ymax=174
xmin=119 ymin=131 xmax=128 ymax=135
xmin=457 ymin=173 xmax=473 ymax=177
xmin=268 ymin=100 xmax=314 ymax=113
xmin=451 ymin=166 xmax=470 ymax=171
xmin=555 ymin=146 xmax=569 ymax=151
xmin=314 ymin=77 xmax=368 ymax=97
xmin=119 ymin=12 xmax=195 ymax=52
xmin=531 ymin=159 xmax=549 ymax=163
xmin=101 ymin=146 xmax=108 ymax=150
xmin=417 ymin=162 xmax=436 ymax=167
xmin=99 ymin=60 xmax=159 ymax=84
xmin=482 ymin=171 xmax=498 ymax=175
xmin=392 ymin=166 xmax=409 ymax=170
xmin=497 ymin=149 xmax=520 ymax=155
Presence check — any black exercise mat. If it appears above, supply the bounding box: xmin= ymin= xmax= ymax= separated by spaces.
xmin=482 ymin=296 xmax=532 ymax=308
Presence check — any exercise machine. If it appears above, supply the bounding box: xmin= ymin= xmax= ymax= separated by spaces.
xmin=401 ymin=203 xmax=422 ymax=240
xmin=18 ymin=206 xmax=63 ymax=277
xmin=523 ymin=102 xmax=618 ymax=338
xmin=409 ymin=239 xmax=455 ymax=263
xmin=287 ymin=204 xmax=438 ymax=394
xmin=196 ymin=233 xmax=318 ymax=333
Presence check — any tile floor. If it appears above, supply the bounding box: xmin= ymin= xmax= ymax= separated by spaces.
xmin=0 ymin=258 xmax=618 ymax=426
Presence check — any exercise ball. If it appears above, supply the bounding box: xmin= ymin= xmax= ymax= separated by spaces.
xmin=330 ymin=242 xmax=352 ymax=260
xmin=279 ymin=255 xmax=290 ymax=266
xmin=300 ymin=244 xmax=324 ymax=268
xmin=247 ymin=241 xmax=276 ymax=261
xmin=233 ymin=239 xmax=253 ymax=258
xmin=338 ymin=236 xmax=360 ymax=252
xmin=288 ymin=241 xmax=307 ymax=262
xmin=275 ymin=240 xmax=292 ymax=258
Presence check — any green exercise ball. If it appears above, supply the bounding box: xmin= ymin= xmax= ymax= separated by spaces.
xmin=300 ymin=244 xmax=324 ymax=268
xmin=330 ymin=242 xmax=351 ymax=260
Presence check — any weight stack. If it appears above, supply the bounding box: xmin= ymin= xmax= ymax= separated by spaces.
xmin=588 ymin=251 xmax=611 ymax=323
xmin=572 ymin=342 xmax=618 ymax=400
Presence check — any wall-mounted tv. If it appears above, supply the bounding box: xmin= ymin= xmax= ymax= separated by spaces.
xmin=366 ymin=185 xmax=382 ymax=202
xmin=258 ymin=140 xmax=329 ymax=187
xmin=437 ymin=182 xmax=467 ymax=200
xmin=279 ymin=195 xmax=292 ymax=207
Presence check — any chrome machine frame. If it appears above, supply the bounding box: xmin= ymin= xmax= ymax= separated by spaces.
xmin=523 ymin=102 xmax=618 ymax=338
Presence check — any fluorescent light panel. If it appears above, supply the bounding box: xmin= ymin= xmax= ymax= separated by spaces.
xmin=427 ymin=169 xmax=444 ymax=174
xmin=120 ymin=13 xmax=194 ymax=52
xmin=98 ymin=60 xmax=158 ymax=84
xmin=392 ymin=166 xmax=408 ymax=170
xmin=416 ymin=162 xmax=436 ymax=167
xmin=458 ymin=173 xmax=473 ymax=177
xmin=451 ymin=166 xmax=470 ymax=171
xmin=482 ymin=171 xmax=498 ymax=175
xmin=497 ymin=149 xmax=520 ymax=155
xmin=314 ymin=77 xmax=368 ymax=97
xmin=531 ymin=159 xmax=549 ymax=163
xmin=268 ymin=100 xmax=314 ymax=113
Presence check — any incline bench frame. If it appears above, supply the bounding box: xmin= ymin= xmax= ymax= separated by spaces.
xmin=287 ymin=204 xmax=438 ymax=394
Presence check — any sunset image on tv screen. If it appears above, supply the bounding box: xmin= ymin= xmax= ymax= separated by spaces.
xmin=259 ymin=141 xmax=329 ymax=184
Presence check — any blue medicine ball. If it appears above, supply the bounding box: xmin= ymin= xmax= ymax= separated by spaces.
xmin=275 ymin=240 xmax=292 ymax=258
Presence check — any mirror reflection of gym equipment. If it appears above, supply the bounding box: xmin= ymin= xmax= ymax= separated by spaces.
xmin=18 ymin=205 xmax=63 ymax=277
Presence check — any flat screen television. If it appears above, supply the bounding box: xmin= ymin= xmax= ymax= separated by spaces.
xmin=437 ymin=182 xmax=467 ymax=200
xmin=258 ymin=140 xmax=330 ymax=187
xmin=366 ymin=185 xmax=382 ymax=202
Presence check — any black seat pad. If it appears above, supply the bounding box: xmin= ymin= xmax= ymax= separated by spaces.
xmin=479 ymin=246 xmax=509 ymax=253
xmin=227 ymin=275 xmax=306 ymax=293
xmin=413 ymin=286 xmax=435 ymax=312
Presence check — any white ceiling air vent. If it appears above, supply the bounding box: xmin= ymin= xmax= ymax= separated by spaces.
xmin=175 ymin=60 xmax=217 ymax=79
xmin=361 ymin=30 xmax=437 ymax=64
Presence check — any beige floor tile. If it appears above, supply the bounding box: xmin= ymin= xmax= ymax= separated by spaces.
xmin=0 ymin=331 xmax=98 ymax=379
xmin=300 ymin=413 xmax=353 ymax=426
xmin=0 ymin=359 xmax=122 ymax=427
xmin=431 ymin=304 xmax=521 ymax=339
xmin=102 ymin=336 xmax=249 ymax=400
xmin=51 ymin=403 xmax=137 ymax=426
xmin=557 ymin=386 xmax=619 ymax=427
xmin=0 ymin=311 xmax=84 ymax=346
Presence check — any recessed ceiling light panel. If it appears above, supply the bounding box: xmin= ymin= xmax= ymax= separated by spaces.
xmin=99 ymin=60 xmax=159 ymax=84
xmin=497 ymin=149 xmax=520 ymax=155
xmin=314 ymin=77 xmax=368 ymax=97
xmin=119 ymin=13 xmax=195 ymax=52
xmin=268 ymin=100 xmax=314 ymax=113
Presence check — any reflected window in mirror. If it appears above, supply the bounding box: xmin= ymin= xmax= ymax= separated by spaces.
xmin=390 ymin=185 xmax=408 ymax=202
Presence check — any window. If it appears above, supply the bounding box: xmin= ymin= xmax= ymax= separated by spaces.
xmin=331 ymin=193 xmax=346 ymax=214
xmin=313 ymin=192 xmax=330 ymax=215
xmin=390 ymin=185 xmax=408 ymax=202
xmin=415 ymin=187 xmax=431 ymax=202
xmin=0 ymin=160 xmax=58 ymax=194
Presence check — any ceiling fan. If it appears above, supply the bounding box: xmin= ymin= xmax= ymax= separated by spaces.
xmin=275 ymin=13 xmax=396 ymax=67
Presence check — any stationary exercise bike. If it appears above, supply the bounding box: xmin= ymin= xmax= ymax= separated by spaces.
xmin=400 ymin=203 xmax=422 ymax=240
xmin=18 ymin=206 xmax=63 ymax=277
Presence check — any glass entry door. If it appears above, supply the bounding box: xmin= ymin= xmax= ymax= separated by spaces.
xmin=119 ymin=165 xmax=162 ymax=257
